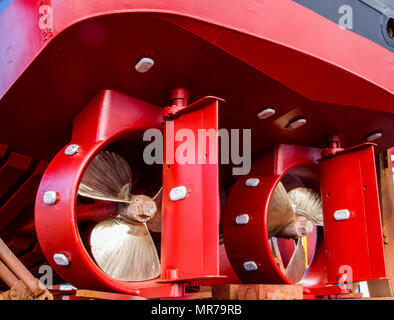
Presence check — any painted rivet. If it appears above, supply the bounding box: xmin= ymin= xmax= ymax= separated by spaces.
xmin=245 ymin=178 xmax=260 ymax=187
xmin=257 ymin=108 xmax=276 ymax=120
xmin=334 ymin=209 xmax=350 ymax=221
xmin=169 ymin=186 xmax=187 ymax=201
xmin=287 ymin=118 xmax=307 ymax=129
xmin=135 ymin=57 xmax=155 ymax=73
xmin=53 ymin=253 xmax=70 ymax=266
xmin=235 ymin=214 xmax=250 ymax=225
xmin=64 ymin=144 xmax=80 ymax=156
xmin=59 ymin=284 xmax=77 ymax=291
xmin=43 ymin=191 xmax=57 ymax=205
xmin=243 ymin=261 xmax=258 ymax=271
xmin=365 ymin=132 xmax=382 ymax=142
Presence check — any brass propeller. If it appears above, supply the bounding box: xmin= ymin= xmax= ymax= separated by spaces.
xmin=268 ymin=182 xmax=323 ymax=283
xmin=288 ymin=187 xmax=323 ymax=226
xmin=78 ymin=151 xmax=161 ymax=281
xmin=78 ymin=151 xmax=322 ymax=283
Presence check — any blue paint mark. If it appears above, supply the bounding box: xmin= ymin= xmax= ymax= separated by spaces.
xmin=0 ymin=0 xmax=15 ymax=14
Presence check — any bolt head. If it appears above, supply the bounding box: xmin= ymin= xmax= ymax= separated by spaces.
xmin=169 ymin=186 xmax=187 ymax=201
xmin=65 ymin=144 xmax=80 ymax=156
xmin=287 ymin=118 xmax=307 ymax=129
xmin=43 ymin=191 xmax=57 ymax=205
xmin=243 ymin=261 xmax=258 ymax=272
xmin=334 ymin=209 xmax=351 ymax=221
xmin=257 ymin=108 xmax=276 ymax=120
xmin=365 ymin=132 xmax=382 ymax=142
xmin=135 ymin=57 xmax=155 ymax=73
xmin=245 ymin=178 xmax=260 ymax=187
xmin=53 ymin=253 xmax=70 ymax=266
xmin=235 ymin=214 xmax=250 ymax=225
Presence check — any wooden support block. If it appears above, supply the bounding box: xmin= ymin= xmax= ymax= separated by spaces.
xmin=76 ymin=289 xmax=146 ymax=300
xmin=188 ymin=286 xmax=212 ymax=300
xmin=367 ymin=279 xmax=392 ymax=297
xmin=361 ymin=297 xmax=394 ymax=300
xmin=212 ymin=284 xmax=303 ymax=300
xmin=368 ymin=150 xmax=394 ymax=297
xmin=338 ymin=292 xmax=363 ymax=299
xmin=212 ymin=284 xmax=241 ymax=300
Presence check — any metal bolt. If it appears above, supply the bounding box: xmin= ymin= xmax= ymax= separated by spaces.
xmin=53 ymin=253 xmax=70 ymax=266
xmin=257 ymin=108 xmax=276 ymax=120
xmin=243 ymin=261 xmax=258 ymax=272
xmin=43 ymin=191 xmax=57 ymax=205
xmin=59 ymin=284 xmax=77 ymax=291
xmin=334 ymin=209 xmax=350 ymax=221
xmin=169 ymin=186 xmax=187 ymax=201
xmin=135 ymin=57 xmax=155 ymax=73
xmin=365 ymin=132 xmax=382 ymax=142
xmin=245 ymin=178 xmax=260 ymax=187
xmin=64 ymin=144 xmax=80 ymax=156
xmin=235 ymin=214 xmax=250 ymax=225
xmin=287 ymin=118 xmax=307 ymax=129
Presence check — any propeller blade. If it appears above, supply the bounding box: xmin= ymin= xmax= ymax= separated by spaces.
xmin=288 ymin=187 xmax=323 ymax=226
xmin=147 ymin=188 xmax=162 ymax=233
xmin=78 ymin=151 xmax=132 ymax=203
xmin=267 ymin=181 xmax=295 ymax=238
xmin=90 ymin=219 xmax=160 ymax=281
xmin=285 ymin=239 xmax=306 ymax=283
xmin=270 ymin=238 xmax=286 ymax=273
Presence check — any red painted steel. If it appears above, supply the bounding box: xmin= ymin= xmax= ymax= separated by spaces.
xmin=1 ymin=0 xmax=394 ymax=164
xmin=34 ymin=89 xmax=180 ymax=296
xmin=307 ymin=283 xmax=350 ymax=297
xmin=33 ymin=89 xmax=227 ymax=297
xmin=0 ymin=0 xmax=392 ymax=297
xmin=5 ymin=236 xmax=32 ymax=256
xmin=223 ymin=144 xmax=327 ymax=287
xmin=320 ymin=143 xmax=387 ymax=283
xmin=76 ymin=201 xmax=118 ymax=222
xmin=34 ymin=89 xmax=229 ymax=295
xmin=160 ymin=96 xmax=222 ymax=282
xmin=19 ymin=244 xmax=44 ymax=269
xmin=1 ymin=0 xmax=392 ymax=111
xmin=0 ymin=145 xmax=7 ymax=159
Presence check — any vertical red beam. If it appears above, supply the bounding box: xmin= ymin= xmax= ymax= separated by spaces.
xmin=320 ymin=144 xmax=386 ymax=283
xmin=160 ymin=97 xmax=221 ymax=281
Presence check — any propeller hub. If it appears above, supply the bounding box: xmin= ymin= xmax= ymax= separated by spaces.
xmin=119 ymin=195 xmax=157 ymax=223
xmin=294 ymin=216 xmax=314 ymax=237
